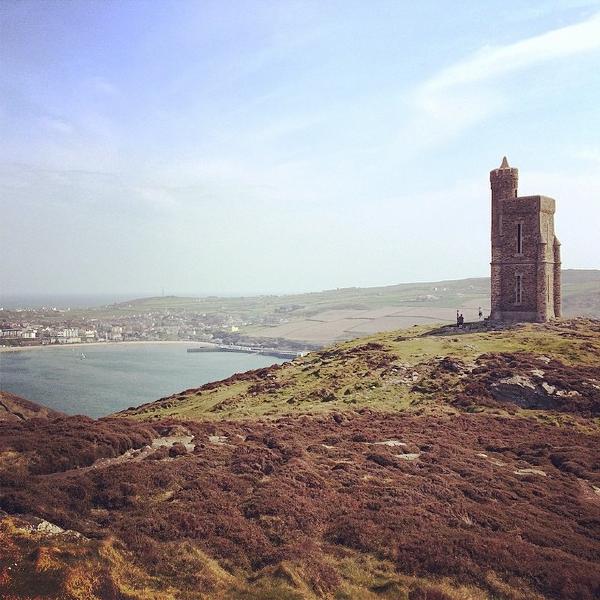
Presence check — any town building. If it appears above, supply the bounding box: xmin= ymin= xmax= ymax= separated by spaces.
xmin=56 ymin=328 xmax=81 ymax=343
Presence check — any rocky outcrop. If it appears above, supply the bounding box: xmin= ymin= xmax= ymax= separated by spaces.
xmin=489 ymin=374 xmax=566 ymax=410
xmin=454 ymin=351 xmax=600 ymax=416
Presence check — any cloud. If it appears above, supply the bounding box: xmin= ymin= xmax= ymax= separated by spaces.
xmin=402 ymin=11 xmax=600 ymax=151
xmin=422 ymin=12 xmax=600 ymax=93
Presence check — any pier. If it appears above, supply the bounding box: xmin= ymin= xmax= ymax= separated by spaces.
xmin=187 ymin=345 xmax=305 ymax=360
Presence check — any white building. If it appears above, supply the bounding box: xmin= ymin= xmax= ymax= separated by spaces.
xmin=56 ymin=328 xmax=81 ymax=344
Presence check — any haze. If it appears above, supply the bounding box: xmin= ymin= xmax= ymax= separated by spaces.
xmin=1 ymin=0 xmax=600 ymax=297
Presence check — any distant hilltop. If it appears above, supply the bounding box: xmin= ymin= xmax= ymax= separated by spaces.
xmin=109 ymin=269 xmax=600 ymax=311
xmin=107 ymin=269 xmax=600 ymax=346
xmin=3 ymin=270 xmax=598 ymax=349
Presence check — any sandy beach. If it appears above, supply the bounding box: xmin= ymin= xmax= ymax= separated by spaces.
xmin=0 ymin=340 xmax=218 ymax=353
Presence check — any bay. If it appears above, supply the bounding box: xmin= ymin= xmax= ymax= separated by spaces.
xmin=0 ymin=344 xmax=284 ymax=418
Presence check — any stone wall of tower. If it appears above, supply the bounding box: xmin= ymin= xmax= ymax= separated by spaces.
xmin=532 ymin=197 xmax=555 ymax=321
xmin=489 ymin=158 xmax=560 ymax=323
xmin=553 ymin=239 xmax=562 ymax=318
xmin=490 ymin=159 xmax=519 ymax=320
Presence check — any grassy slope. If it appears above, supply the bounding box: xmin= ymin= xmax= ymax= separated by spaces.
xmin=9 ymin=269 xmax=598 ymax=325
xmin=120 ymin=318 xmax=600 ymax=424
xmin=1 ymin=319 xmax=599 ymax=600
xmin=106 ymin=270 xmax=598 ymax=317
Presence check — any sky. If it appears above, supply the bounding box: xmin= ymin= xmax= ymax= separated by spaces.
xmin=1 ymin=0 xmax=599 ymax=297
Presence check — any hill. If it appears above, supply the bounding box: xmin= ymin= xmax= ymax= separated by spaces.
xmin=561 ymin=269 xmax=600 ymax=317
xmin=4 ymin=270 xmax=598 ymax=348
xmin=120 ymin=318 xmax=600 ymax=422
xmin=0 ymin=319 xmax=599 ymax=599
xmin=0 ymin=391 xmax=64 ymax=422
xmin=106 ymin=269 xmax=600 ymax=345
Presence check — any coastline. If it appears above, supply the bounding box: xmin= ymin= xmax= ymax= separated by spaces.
xmin=0 ymin=340 xmax=218 ymax=353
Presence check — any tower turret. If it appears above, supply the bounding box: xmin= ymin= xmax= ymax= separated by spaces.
xmin=490 ymin=156 xmax=519 ymax=201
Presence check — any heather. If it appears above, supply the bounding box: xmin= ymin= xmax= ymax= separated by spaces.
xmin=1 ymin=411 xmax=598 ymax=599
xmin=1 ymin=319 xmax=599 ymax=599
xmin=0 ymin=416 xmax=156 ymax=477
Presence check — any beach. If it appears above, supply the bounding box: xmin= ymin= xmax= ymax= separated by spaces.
xmin=0 ymin=340 xmax=217 ymax=353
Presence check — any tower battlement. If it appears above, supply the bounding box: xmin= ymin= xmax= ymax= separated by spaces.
xmin=490 ymin=156 xmax=519 ymax=201
xmin=489 ymin=158 xmax=561 ymax=323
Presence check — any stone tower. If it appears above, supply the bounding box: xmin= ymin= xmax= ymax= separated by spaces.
xmin=490 ymin=157 xmax=561 ymax=322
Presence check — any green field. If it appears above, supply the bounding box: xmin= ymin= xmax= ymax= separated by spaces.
xmin=6 ymin=269 xmax=599 ymax=347
xmin=103 ymin=269 xmax=599 ymax=318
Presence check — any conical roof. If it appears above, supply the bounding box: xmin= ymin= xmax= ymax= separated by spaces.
xmin=499 ymin=156 xmax=510 ymax=169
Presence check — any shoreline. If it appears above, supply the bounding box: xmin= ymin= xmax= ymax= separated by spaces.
xmin=0 ymin=340 xmax=218 ymax=353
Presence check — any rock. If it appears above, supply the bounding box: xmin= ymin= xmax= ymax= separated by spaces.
xmin=490 ymin=375 xmax=561 ymax=410
xmin=541 ymin=382 xmax=556 ymax=394
xmin=514 ymin=468 xmax=547 ymax=477
xmin=374 ymin=439 xmax=406 ymax=447
xmin=36 ymin=520 xmax=65 ymax=534
xmin=209 ymin=435 xmax=228 ymax=444
xmin=438 ymin=357 xmax=463 ymax=373
xmin=395 ymin=453 xmax=420 ymax=461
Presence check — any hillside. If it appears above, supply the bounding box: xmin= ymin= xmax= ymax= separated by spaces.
xmin=122 ymin=270 xmax=600 ymax=344
xmin=120 ymin=318 xmax=600 ymax=422
xmin=1 ymin=319 xmax=599 ymax=599
xmin=7 ymin=269 xmax=597 ymax=347
xmin=106 ymin=269 xmax=598 ymax=318
xmin=243 ymin=269 xmax=600 ymax=344
xmin=561 ymin=269 xmax=600 ymax=317
xmin=0 ymin=391 xmax=64 ymax=422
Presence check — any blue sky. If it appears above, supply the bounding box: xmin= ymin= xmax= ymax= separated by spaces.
xmin=1 ymin=0 xmax=599 ymax=296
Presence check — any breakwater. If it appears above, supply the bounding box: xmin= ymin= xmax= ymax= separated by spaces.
xmin=187 ymin=345 xmax=305 ymax=360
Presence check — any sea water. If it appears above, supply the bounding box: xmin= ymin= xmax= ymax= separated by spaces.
xmin=0 ymin=344 xmax=283 ymax=418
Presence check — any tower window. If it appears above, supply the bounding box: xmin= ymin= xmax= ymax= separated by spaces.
xmin=517 ymin=223 xmax=523 ymax=254
xmin=515 ymin=274 xmax=523 ymax=305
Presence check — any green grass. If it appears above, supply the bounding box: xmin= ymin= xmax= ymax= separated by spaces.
xmin=97 ymin=269 xmax=600 ymax=319
xmin=119 ymin=318 xmax=600 ymax=423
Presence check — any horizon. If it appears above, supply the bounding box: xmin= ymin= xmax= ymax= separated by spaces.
xmin=2 ymin=1 xmax=600 ymax=296
xmin=2 ymin=267 xmax=598 ymax=310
